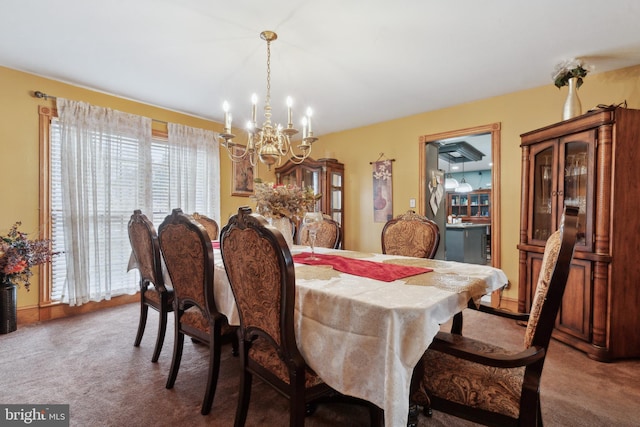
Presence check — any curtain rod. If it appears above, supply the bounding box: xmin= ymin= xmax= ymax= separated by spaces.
xmin=32 ymin=90 xmax=168 ymax=125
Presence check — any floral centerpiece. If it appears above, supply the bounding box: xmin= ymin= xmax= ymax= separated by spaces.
xmin=251 ymin=179 xmax=321 ymax=221
xmin=552 ymin=58 xmax=594 ymax=89
xmin=0 ymin=222 xmax=57 ymax=291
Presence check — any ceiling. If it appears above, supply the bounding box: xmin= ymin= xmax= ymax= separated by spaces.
xmin=2 ymin=0 xmax=640 ymax=138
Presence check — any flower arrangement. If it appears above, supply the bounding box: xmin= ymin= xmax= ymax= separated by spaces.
xmin=0 ymin=222 xmax=57 ymax=291
xmin=552 ymin=58 xmax=594 ymax=89
xmin=251 ymin=179 xmax=321 ymax=220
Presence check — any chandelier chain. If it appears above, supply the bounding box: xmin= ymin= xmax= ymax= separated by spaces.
xmin=266 ymin=39 xmax=271 ymax=107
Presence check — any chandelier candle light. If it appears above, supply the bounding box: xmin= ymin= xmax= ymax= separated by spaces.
xmin=220 ymin=31 xmax=319 ymax=170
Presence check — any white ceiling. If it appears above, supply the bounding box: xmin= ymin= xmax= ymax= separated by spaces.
xmin=2 ymin=0 xmax=640 ymax=138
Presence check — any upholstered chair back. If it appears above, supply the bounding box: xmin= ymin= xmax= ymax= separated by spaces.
xmin=128 ymin=209 xmax=165 ymax=292
xmin=381 ymin=210 xmax=440 ymax=258
xmin=298 ymin=214 xmax=341 ymax=249
xmin=192 ymin=212 xmax=219 ymax=240
xmin=221 ymin=207 xmax=295 ymax=352
xmin=158 ymin=209 xmax=214 ymax=318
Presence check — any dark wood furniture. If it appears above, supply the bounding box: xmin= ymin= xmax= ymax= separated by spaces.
xmin=412 ymin=206 xmax=578 ymax=427
xmin=298 ymin=214 xmax=342 ymax=249
xmin=127 ymin=209 xmax=174 ymax=363
xmin=220 ymin=207 xmax=382 ymax=426
xmin=518 ymin=107 xmax=640 ymax=361
xmin=381 ymin=210 xmax=440 ymax=259
xmin=447 ymin=189 xmax=491 ymax=224
xmin=158 ymin=208 xmax=238 ymax=415
xmin=276 ymin=158 xmax=344 ymax=246
xmin=192 ymin=212 xmax=219 ymax=240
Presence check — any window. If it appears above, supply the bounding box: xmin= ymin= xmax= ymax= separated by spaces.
xmin=41 ymin=104 xmax=219 ymax=304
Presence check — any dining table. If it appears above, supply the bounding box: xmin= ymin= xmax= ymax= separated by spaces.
xmin=211 ymin=244 xmax=508 ymax=427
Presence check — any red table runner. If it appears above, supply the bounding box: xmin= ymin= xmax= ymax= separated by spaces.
xmin=293 ymin=252 xmax=432 ymax=282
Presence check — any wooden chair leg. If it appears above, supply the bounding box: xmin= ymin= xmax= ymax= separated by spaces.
xmin=201 ymin=330 xmax=222 ymax=415
xmin=166 ymin=330 xmax=184 ymax=389
xmin=291 ymin=390 xmax=306 ymax=427
xmin=151 ymin=309 xmax=168 ymax=362
xmin=134 ymin=302 xmax=148 ymax=347
xmin=234 ymin=368 xmax=252 ymax=427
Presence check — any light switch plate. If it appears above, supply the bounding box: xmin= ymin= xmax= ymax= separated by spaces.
xmin=409 ymin=198 xmax=416 ymax=208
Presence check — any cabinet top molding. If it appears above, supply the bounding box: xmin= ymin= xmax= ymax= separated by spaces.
xmin=519 ymin=107 xmax=626 ymax=146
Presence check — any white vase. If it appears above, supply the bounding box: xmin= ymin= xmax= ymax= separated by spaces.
xmin=562 ymin=77 xmax=582 ymax=120
xmin=268 ymin=217 xmax=294 ymax=249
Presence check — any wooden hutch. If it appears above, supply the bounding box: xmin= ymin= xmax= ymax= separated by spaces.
xmin=275 ymin=158 xmax=345 ymax=246
xmin=518 ymin=107 xmax=640 ymax=361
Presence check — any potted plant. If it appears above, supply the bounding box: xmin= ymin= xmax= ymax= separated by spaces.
xmin=0 ymin=222 xmax=57 ymax=333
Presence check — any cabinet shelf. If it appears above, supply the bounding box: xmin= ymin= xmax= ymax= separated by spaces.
xmin=447 ymin=189 xmax=491 ymax=224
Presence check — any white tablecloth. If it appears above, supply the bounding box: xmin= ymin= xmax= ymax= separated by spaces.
xmin=213 ymin=246 xmax=507 ymax=427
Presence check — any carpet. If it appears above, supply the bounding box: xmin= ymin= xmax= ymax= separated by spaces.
xmin=1 ymin=303 xmax=639 ymax=426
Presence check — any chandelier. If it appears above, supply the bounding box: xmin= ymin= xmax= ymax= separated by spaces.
xmin=219 ymin=31 xmax=318 ymax=170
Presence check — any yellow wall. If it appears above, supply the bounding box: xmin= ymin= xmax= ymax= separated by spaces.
xmin=0 ymin=66 xmax=225 ymax=307
xmin=316 ymin=64 xmax=640 ymax=300
xmin=2 ymin=64 xmax=639 ymax=308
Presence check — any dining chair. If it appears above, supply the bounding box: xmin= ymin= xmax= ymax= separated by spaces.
xmin=297 ymin=214 xmax=341 ymax=249
xmin=220 ymin=206 xmax=383 ymax=427
xmin=192 ymin=212 xmax=219 ymax=240
xmin=381 ymin=210 xmax=440 ymax=258
xmin=127 ymin=209 xmax=174 ymax=363
xmin=411 ymin=206 xmax=579 ymax=427
xmin=158 ymin=208 xmax=238 ymax=415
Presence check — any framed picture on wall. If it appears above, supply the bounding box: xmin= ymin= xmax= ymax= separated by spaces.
xmin=231 ymin=145 xmax=254 ymax=196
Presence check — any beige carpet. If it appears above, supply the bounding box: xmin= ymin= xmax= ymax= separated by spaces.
xmin=1 ymin=303 xmax=639 ymax=426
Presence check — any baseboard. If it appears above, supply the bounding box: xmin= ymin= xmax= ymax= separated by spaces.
xmin=488 ymin=288 xmax=518 ymax=312
xmin=17 ymin=294 xmax=138 ymax=326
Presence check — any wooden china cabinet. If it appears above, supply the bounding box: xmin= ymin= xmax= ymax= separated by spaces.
xmin=518 ymin=107 xmax=640 ymax=361
xmin=275 ymin=157 xmax=345 ymax=246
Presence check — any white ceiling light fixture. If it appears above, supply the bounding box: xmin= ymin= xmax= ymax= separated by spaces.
xmin=455 ymin=162 xmax=473 ymax=193
xmin=219 ymin=31 xmax=319 ymax=170
xmin=444 ymin=160 xmax=459 ymax=190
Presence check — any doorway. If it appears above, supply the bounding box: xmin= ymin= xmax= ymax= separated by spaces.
xmin=418 ymin=123 xmax=501 ymax=269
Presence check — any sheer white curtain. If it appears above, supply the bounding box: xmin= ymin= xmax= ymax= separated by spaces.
xmin=56 ymin=98 xmax=152 ymax=306
xmin=167 ymin=123 xmax=220 ymax=225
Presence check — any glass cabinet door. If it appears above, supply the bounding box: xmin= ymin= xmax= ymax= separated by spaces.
xmin=301 ymin=168 xmax=320 ymax=194
xmin=531 ymin=144 xmax=555 ymax=243
xmin=469 ymin=191 xmax=490 ymax=218
xmin=478 ymin=192 xmax=490 ymax=218
xmin=449 ymin=194 xmax=468 ymax=218
xmin=559 ymin=130 xmax=595 ymax=250
xmin=330 ymin=171 xmax=343 ymax=224
xmin=529 ymin=130 xmax=594 ymax=250
xmin=279 ymin=169 xmax=297 ymax=187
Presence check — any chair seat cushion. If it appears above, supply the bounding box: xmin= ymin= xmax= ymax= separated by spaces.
xmin=143 ymin=286 xmax=174 ymax=305
xmin=413 ymin=337 xmax=525 ymax=419
xmin=181 ymin=306 xmax=234 ymax=336
xmin=249 ymin=337 xmax=324 ymax=388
